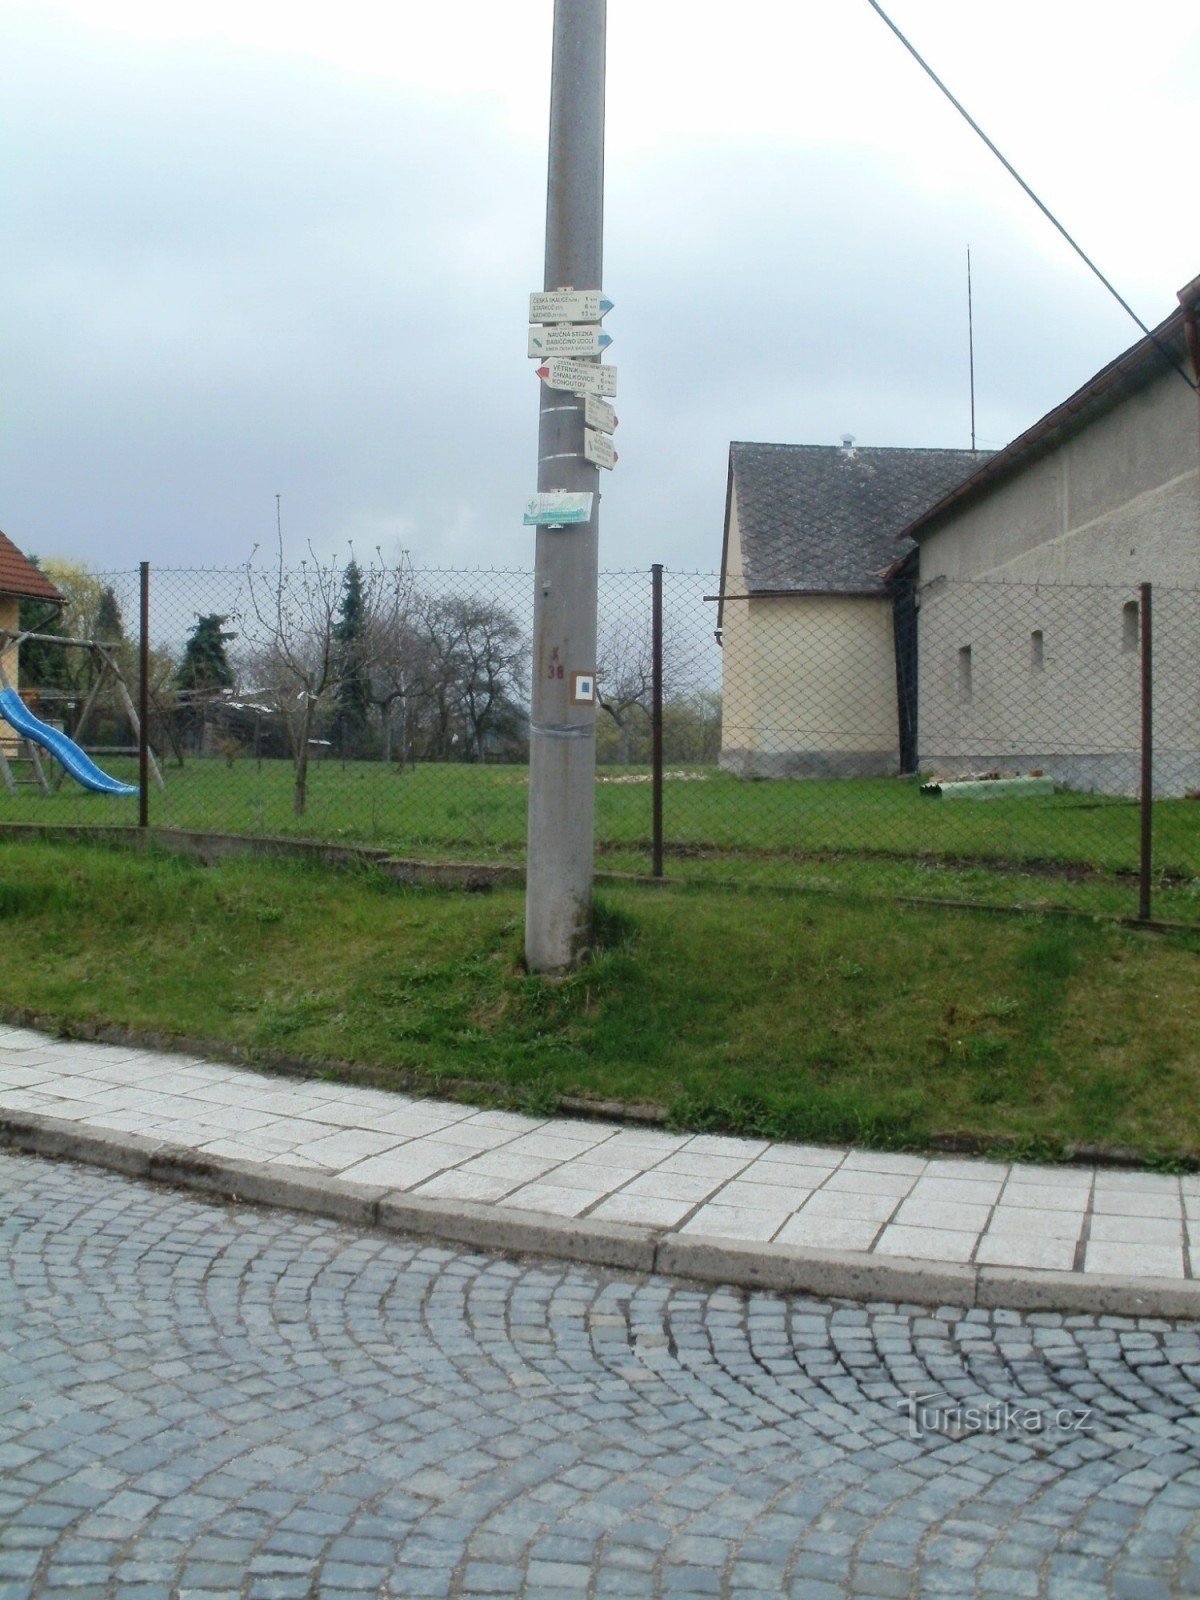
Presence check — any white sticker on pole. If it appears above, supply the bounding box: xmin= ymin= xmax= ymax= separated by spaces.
xmin=529 ymin=290 xmax=613 ymax=324
xmin=584 ymin=394 xmax=617 ymax=434
xmin=536 ymin=358 xmax=617 ymax=397
xmin=528 ymin=325 xmax=613 ymax=359
xmin=584 ymin=428 xmax=617 ymax=471
xmin=523 ymin=492 xmax=595 ymax=526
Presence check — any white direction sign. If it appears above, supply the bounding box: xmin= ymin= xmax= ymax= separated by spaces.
xmin=528 ymin=324 xmax=613 ymax=359
xmin=584 ymin=428 xmax=617 ymax=471
xmin=584 ymin=394 xmax=616 ymax=434
xmin=529 ymin=289 xmax=613 ymax=324
xmin=523 ymin=491 xmax=594 ymax=526
xmin=536 ymin=358 xmax=617 ymax=397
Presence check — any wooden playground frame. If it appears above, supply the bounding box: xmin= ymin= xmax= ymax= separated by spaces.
xmin=0 ymin=629 xmax=163 ymax=796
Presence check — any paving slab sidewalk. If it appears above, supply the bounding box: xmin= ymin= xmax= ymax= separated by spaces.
xmin=2 ymin=1022 xmax=1198 ymax=1318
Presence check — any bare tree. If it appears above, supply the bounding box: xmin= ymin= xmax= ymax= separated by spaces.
xmin=238 ymin=540 xmax=409 ymax=815
xmin=405 ymin=594 xmax=529 ymax=763
xmin=361 ymin=557 xmax=418 ymax=768
xmin=596 ymin=610 xmax=702 ymax=766
xmin=595 ymin=613 xmax=654 ymax=765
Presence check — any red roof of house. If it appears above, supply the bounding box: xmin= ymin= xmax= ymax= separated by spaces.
xmin=0 ymin=531 xmax=63 ymax=604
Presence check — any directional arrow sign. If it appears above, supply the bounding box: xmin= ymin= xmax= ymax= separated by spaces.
xmin=523 ymin=491 xmax=594 ymax=526
xmin=537 ymin=359 xmax=617 ymax=397
xmin=527 ymin=324 xmax=614 ymax=359
xmin=584 ymin=428 xmax=617 ymax=471
xmin=529 ymin=289 xmax=613 ymax=324
xmin=584 ymin=394 xmax=617 ymax=434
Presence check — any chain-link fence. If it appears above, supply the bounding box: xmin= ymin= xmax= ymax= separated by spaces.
xmin=1 ymin=563 xmax=1196 ymax=924
xmin=704 ymin=575 xmax=1198 ymax=921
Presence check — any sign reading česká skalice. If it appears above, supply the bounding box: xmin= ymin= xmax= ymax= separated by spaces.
xmin=529 ymin=290 xmax=613 ymax=324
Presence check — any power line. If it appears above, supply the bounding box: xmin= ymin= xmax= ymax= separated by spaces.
xmin=864 ymin=0 xmax=1197 ymax=392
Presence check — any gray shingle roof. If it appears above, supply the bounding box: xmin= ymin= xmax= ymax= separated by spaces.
xmin=728 ymin=442 xmax=991 ymax=594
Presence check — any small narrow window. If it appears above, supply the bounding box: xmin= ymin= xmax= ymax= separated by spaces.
xmin=1122 ymin=600 xmax=1139 ymax=653
xmin=957 ymin=645 xmax=973 ymax=703
xmin=1030 ymin=630 xmax=1044 ymax=672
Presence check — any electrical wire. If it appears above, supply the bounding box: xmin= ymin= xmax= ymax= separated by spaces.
xmin=865 ymin=0 xmax=1197 ymax=392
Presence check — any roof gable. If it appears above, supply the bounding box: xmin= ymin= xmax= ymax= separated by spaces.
xmin=727 ymin=442 xmax=990 ymax=595
xmin=901 ymin=273 xmax=1200 ymax=543
xmin=0 ymin=531 xmax=63 ymax=605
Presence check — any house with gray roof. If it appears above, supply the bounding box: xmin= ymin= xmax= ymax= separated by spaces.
xmin=717 ymin=439 xmax=987 ymax=777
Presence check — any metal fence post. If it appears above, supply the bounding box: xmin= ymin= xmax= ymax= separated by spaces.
xmin=1139 ymin=581 xmax=1153 ymax=921
xmin=139 ymin=561 xmax=150 ymax=830
xmin=652 ymin=563 xmax=663 ymax=878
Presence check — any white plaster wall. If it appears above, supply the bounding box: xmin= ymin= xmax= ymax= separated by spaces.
xmin=721 ymin=580 xmax=900 ymax=777
xmin=719 ymin=489 xmax=756 ymax=764
xmin=919 ymin=371 xmax=1199 ymax=589
xmin=917 ymin=370 xmax=1200 ymax=794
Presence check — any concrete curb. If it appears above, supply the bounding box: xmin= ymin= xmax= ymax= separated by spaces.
xmin=378 ymin=1193 xmax=658 ymax=1274
xmin=654 ymin=1235 xmax=979 ymax=1307
xmin=4 ymin=1109 xmax=1200 ymax=1321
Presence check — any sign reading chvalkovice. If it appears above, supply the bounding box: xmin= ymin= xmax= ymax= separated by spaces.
xmin=536 ymin=358 xmax=618 ymax=397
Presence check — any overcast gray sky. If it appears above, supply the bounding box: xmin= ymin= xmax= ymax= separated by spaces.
xmin=2 ymin=0 xmax=1196 ymax=576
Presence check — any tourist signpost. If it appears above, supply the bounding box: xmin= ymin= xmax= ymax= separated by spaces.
xmin=524 ymin=0 xmax=609 ymax=974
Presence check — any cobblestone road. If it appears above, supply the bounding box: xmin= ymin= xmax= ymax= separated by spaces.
xmin=4 ymin=1153 xmax=1200 ymax=1599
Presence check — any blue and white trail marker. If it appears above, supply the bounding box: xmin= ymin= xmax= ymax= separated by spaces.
xmin=529 ymin=289 xmax=613 ymax=324
xmin=528 ymin=325 xmax=614 ymax=359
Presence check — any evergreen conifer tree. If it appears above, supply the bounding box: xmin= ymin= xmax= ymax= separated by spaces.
xmin=331 ymin=560 xmax=371 ymax=757
xmin=174 ymin=614 xmax=235 ymax=755
xmin=175 ymin=615 xmax=235 ymax=692
xmin=95 ymin=585 xmax=124 ymax=641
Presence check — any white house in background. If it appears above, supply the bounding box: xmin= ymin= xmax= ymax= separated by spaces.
xmin=717 ymin=440 xmax=987 ymax=777
xmin=904 ymin=273 xmax=1200 ymax=797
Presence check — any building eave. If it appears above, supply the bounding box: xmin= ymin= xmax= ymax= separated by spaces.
xmin=716 ymin=448 xmax=736 ymax=634
xmin=900 ymin=277 xmax=1200 ymax=545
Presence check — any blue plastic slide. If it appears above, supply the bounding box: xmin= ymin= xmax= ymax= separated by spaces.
xmin=0 ymin=688 xmax=138 ymax=796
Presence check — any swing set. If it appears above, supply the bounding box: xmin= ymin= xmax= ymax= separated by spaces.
xmin=0 ymin=627 xmax=164 ymax=797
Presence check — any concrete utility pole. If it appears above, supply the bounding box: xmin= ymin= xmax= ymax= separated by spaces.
xmin=525 ymin=0 xmax=607 ymax=974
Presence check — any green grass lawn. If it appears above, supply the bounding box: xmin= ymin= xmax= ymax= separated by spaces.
xmin=2 ymin=838 xmax=1199 ymax=1162
xmin=2 ymin=755 xmax=1197 ymax=921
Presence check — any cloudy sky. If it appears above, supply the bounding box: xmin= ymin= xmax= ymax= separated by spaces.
xmin=2 ymin=0 xmax=1197 ymax=577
